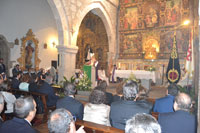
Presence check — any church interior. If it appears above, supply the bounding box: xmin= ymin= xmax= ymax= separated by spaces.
xmin=0 ymin=0 xmax=200 ymax=132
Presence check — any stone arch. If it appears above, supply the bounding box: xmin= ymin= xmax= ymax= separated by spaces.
xmin=47 ymin=0 xmax=70 ymax=46
xmin=74 ymin=2 xmax=115 ymax=54
xmin=0 ymin=35 xmax=14 ymax=75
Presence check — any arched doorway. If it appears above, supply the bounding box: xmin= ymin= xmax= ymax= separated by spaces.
xmin=0 ymin=35 xmax=13 ymax=76
xmin=76 ymin=11 xmax=109 ymax=72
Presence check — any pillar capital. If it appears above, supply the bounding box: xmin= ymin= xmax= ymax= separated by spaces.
xmin=57 ymin=45 xmax=78 ymax=54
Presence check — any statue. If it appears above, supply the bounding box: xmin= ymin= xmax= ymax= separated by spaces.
xmin=25 ymin=42 xmax=34 ymax=69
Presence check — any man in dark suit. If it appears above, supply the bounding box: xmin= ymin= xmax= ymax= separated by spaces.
xmin=11 ymin=71 xmax=22 ymax=89
xmin=110 ymin=80 xmax=153 ymax=130
xmin=153 ymin=83 xmax=179 ymax=113
xmin=158 ymin=93 xmax=197 ymax=133
xmin=12 ymin=64 xmax=21 ymax=78
xmin=0 ymin=96 xmax=37 ymax=133
xmin=36 ymin=74 xmax=58 ymax=107
xmin=56 ymin=83 xmax=84 ymax=120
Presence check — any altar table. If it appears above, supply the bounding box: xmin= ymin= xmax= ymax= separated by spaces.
xmin=114 ymin=70 xmax=156 ymax=90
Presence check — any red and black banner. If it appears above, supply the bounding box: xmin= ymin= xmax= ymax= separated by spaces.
xmin=166 ymin=33 xmax=181 ymax=84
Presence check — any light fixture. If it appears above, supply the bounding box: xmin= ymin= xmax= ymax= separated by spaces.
xmin=52 ymin=42 xmax=56 ymax=47
xmin=182 ymin=20 xmax=190 ymax=26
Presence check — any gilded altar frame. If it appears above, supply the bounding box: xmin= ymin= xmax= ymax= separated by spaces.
xmin=119 ymin=0 xmax=190 ymax=59
xmin=17 ymin=29 xmax=41 ymax=71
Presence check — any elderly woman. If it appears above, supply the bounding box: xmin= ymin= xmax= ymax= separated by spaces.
xmin=83 ymin=89 xmax=111 ymax=126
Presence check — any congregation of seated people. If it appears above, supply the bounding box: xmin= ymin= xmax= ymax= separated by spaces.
xmin=1 ymin=64 xmax=59 ymax=114
xmin=0 ymin=63 xmax=197 ymax=133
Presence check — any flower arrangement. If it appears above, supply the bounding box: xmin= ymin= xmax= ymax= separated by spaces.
xmin=76 ymin=72 xmax=92 ymax=91
xmin=146 ymin=66 xmax=156 ymax=72
xmin=59 ymin=72 xmax=92 ymax=91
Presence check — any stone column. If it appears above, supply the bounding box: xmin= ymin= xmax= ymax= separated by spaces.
xmin=107 ymin=52 xmax=115 ymax=78
xmin=57 ymin=45 xmax=78 ymax=82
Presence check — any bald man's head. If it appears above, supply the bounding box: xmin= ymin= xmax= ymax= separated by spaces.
xmin=174 ymin=93 xmax=192 ymax=111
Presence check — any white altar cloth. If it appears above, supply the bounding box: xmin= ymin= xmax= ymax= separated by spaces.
xmin=114 ymin=70 xmax=156 ymax=83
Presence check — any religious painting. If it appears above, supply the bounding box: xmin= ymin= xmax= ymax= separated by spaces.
xmin=159 ymin=29 xmax=189 ymax=59
xmin=119 ymin=0 xmax=190 ymax=59
xmin=165 ymin=0 xmax=181 ymax=26
xmin=182 ymin=0 xmax=189 ymax=10
xmin=123 ymin=0 xmax=136 ymax=4
xmin=124 ymin=7 xmax=138 ymax=30
xmin=143 ymin=1 xmax=160 ymax=28
xmin=122 ymin=33 xmax=142 ymax=53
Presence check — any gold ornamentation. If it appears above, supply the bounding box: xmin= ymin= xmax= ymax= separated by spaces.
xmin=167 ymin=68 xmax=179 ymax=82
xmin=17 ymin=29 xmax=41 ymax=71
xmin=142 ymin=31 xmax=160 ymax=60
xmin=170 ymin=36 xmax=178 ymax=59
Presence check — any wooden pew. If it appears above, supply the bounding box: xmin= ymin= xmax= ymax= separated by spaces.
xmin=146 ymin=98 xmax=156 ymax=105
xmin=34 ymin=119 xmax=124 ymax=133
xmin=151 ymin=112 xmax=159 ymax=120
xmin=7 ymin=89 xmax=52 ymax=122
xmin=75 ymin=120 xmax=124 ymax=133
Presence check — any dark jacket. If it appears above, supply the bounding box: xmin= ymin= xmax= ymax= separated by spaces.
xmin=56 ymin=96 xmax=84 ymax=120
xmin=105 ymin=92 xmax=113 ymax=105
xmin=110 ymin=100 xmax=153 ymax=130
xmin=0 ymin=117 xmax=37 ymax=133
xmin=29 ymin=82 xmax=38 ymax=92
xmin=11 ymin=78 xmax=20 ymax=89
xmin=158 ymin=110 xmax=197 ymax=133
xmin=12 ymin=68 xmax=20 ymax=78
xmin=36 ymin=81 xmax=58 ymax=107
xmin=112 ymin=95 xmax=124 ymax=102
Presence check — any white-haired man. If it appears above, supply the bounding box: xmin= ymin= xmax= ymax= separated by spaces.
xmin=48 ymin=108 xmax=85 ymax=133
xmin=125 ymin=113 xmax=161 ymax=133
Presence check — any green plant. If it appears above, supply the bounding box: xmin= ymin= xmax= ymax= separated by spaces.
xmin=59 ymin=76 xmax=76 ymax=88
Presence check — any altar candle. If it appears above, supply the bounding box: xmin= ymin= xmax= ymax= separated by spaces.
xmin=118 ymin=62 xmax=121 ymax=69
